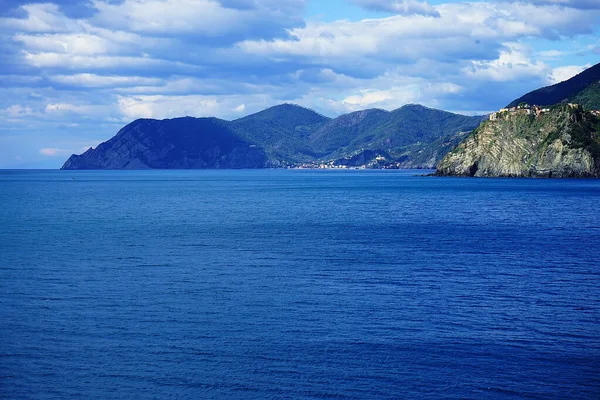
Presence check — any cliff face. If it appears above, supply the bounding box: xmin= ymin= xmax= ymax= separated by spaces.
xmin=436 ymin=105 xmax=600 ymax=178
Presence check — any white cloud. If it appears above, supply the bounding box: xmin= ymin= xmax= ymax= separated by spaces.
xmin=462 ymin=43 xmax=548 ymax=82
xmin=44 ymin=102 xmax=112 ymax=117
xmin=343 ymin=89 xmax=394 ymax=107
xmin=536 ymin=49 xmax=566 ymax=59
xmin=234 ymin=104 xmax=246 ymax=112
xmin=46 ymin=103 xmax=90 ymax=113
xmin=1 ymin=4 xmax=76 ymax=33
xmin=39 ymin=147 xmax=69 ymax=156
xmin=547 ymin=64 xmax=592 ymax=84
xmin=22 ymin=52 xmax=180 ymax=70
xmin=351 ymin=0 xmax=440 ymax=17
xmin=91 ymin=0 xmax=238 ymax=35
xmin=116 ymin=94 xmax=277 ymax=120
xmin=238 ymin=1 xmax=599 ymax=68
xmin=497 ymin=0 xmax=600 ymax=10
xmin=0 ymin=75 xmax=43 ymax=85
xmin=117 ymin=95 xmax=220 ymax=120
xmin=293 ymin=70 xmax=464 ymax=115
xmin=117 ymin=77 xmax=239 ymax=95
xmin=14 ymin=33 xmax=113 ymax=56
xmin=5 ymin=105 xmax=35 ymax=117
xmin=50 ymin=74 xmax=164 ymax=88
xmin=89 ymin=0 xmax=305 ymax=38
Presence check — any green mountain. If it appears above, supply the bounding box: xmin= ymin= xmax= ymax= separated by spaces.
xmin=61 ymin=103 xmax=484 ymax=170
xmin=232 ymin=104 xmax=330 ymax=161
xmin=436 ymin=104 xmax=600 ymax=177
xmin=62 ymin=117 xmax=268 ymax=169
xmin=309 ymin=105 xmax=483 ymax=167
xmin=309 ymin=108 xmax=390 ymax=156
xmin=507 ymin=62 xmax=600 ymax=109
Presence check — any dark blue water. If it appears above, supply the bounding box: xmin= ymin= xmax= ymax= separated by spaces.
xmin=1 ymin=169 xmax=599 ymax=399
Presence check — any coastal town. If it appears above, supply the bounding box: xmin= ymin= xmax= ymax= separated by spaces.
xmin=489 ymin=103 xmax=600 ymax=121
xmin=292 ymin=154 xmax=402 ymax=170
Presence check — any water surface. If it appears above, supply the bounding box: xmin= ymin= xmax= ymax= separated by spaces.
xmin=1 ymin=169 xmax=599 ymax=399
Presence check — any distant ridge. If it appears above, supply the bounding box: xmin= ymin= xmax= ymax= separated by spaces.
xmin=61 ymin=103 xmax=484 ymax=170
xmin=507 ymin=62 xmax=600 ymax=109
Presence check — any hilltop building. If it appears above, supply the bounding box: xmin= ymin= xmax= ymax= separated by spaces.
xmin=490 ymin=104 xmax=555 ymax=121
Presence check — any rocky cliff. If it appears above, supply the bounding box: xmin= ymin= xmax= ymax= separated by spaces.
xmin=436 ymin=105 xmax=600 ymax=177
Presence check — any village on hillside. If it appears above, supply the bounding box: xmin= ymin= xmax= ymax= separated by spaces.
xmin=489 ymin=103 xmax=600 ymax=121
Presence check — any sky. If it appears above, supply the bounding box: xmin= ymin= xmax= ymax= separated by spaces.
xmin=0 ymin=0 xmax=599 ymax=168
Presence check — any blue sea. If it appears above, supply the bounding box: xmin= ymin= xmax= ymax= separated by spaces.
xmin=1 ymin=169 xmax=599 ymax=399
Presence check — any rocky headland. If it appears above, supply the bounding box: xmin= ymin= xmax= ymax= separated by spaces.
xmin=435 ymin=104 xmax=600 ymax=177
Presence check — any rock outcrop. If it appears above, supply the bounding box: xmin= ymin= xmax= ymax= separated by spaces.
xmin=436 ymin=105 xmax=600 ymax=178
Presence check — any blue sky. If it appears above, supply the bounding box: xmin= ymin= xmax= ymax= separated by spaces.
xmin=0 ymin=0 xmax=599 ymax=168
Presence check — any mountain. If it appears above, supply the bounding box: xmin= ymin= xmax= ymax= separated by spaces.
xmin=62 ymin=103 xmax=484 ymax=170
xmin=436 ymin=104 xmax=600 ymax=177
xmin=62 ymin=117 xmax=268 ymax=169
xmin=232 ymin=104 xmax=330 ymax=161
xmin=308 ymin=108 xmax=390 ymax=156
xmin=309 ymin=105 xmax=483 ymax=168
xmin=507 ymin=62 xmax=600 ymax=109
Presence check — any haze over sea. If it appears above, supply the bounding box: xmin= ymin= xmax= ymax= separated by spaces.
xmin=1 ymin=169 xmax=599 ymax=399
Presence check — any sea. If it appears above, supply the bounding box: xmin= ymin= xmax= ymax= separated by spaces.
xmin=1 ymin=169 xmax=599 ymax=399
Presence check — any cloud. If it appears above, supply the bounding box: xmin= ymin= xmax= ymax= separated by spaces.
xmin=21 ymin=52 xmax=192 ymax=71
xmin=44 ymin=102 xmax=115 ymax=119
xmin=0 ymin=75 xmax=43 ymax=86
xmin=289 ymin=70 xmax=465 ymax=115
xmin=496 ymin=0 xmax=600 ymax=10
xmin=238 ymin=1 xmax=599 ymax=72
xmin=342 ymin=89 xmax=394 ymax=107
xmin=45 ymin=103 xmax=88 ymax=113
xmin=117 ymin=95 xmax=220 ymax=120
xmin=14 ymin=33 xmax=114 ymax=55
xmin=116 ymin=94 xmax=279 ymax=120
xmin=5 ymin=0 xmax=305 ymax=82
xmin=547 ymin=63 xmax=592 ymax=84
xmin=218 ymin=0 xmax=305 ymax=11
xmin=462 ymin=43 xmax=548 ymax=82
xmin=89 ymin=0 xmax=305 ymax=41
xmin=91 ymin=0 xmax=240 ymax=35
xmin=39 ymin=147 xmax=69 ymax=156
xmin=5 ymin=104 xmax=35 ymax=116
xmin=49 ymin=73 xmax=163 ymax=88
xmin=536 ymin=49 xmax=566 ymax=59
xmin=1 ymin=3 xmax=76 ymax=32
xmin=350 ymin=0 xmax=440 ymax=17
